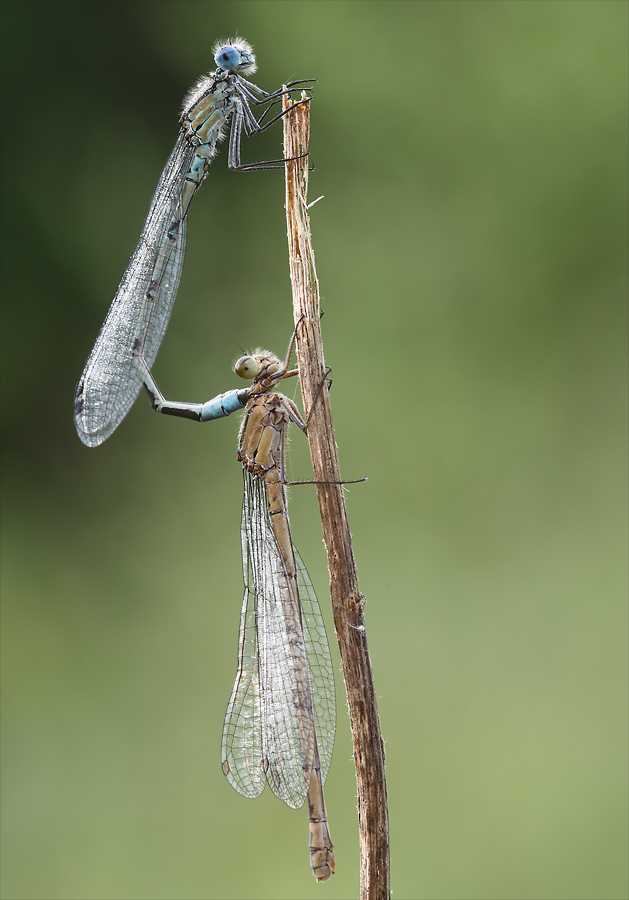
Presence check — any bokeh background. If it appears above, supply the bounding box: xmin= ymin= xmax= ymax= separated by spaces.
xmin=1 ymin=2 xmax=627 ymax=899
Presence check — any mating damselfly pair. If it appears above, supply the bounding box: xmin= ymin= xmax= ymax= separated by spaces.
xmin=74 ymin=38 xmax=335 ymax=881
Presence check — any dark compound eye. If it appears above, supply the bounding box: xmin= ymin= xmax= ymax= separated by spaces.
xmin=214 ymin=45 xmax=241 ymax=71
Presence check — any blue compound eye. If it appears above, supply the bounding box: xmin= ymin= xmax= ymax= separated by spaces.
xmin=214 ymin=45 xmax=240 ymax=71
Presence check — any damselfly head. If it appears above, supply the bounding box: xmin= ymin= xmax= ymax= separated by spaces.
xmin=234 ymin=355 xmax=260 ymax=380
xmin=213 ymin=37 xmax=257 ymax=75
xmin=234 ymin=351 xmax=284 ymax=382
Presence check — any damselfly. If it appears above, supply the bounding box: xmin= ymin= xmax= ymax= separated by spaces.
xmin=136 ymin=334 xmax=336 ymax=881
xmin=74 ymin=37 xmax=311 ymax=448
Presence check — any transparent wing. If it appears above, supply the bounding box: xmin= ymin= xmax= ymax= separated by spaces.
xmin=221 ymin=473 xmax=335 ymax=809
xmin=220 ymin=545 xmax=265 ymax=799
xmin=295 ymin=549 xmax=336 ymax=784
xmin=74 ymin=131 xmax=197 ymax=446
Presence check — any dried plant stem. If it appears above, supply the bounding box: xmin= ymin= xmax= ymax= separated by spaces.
xmin=283 ymin=92 xmax=390 ymax=900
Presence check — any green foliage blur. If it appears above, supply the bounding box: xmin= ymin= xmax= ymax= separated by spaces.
xmin=1 ymin=2 xmax=627 ymax=898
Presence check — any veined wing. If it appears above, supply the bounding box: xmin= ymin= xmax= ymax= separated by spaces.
xmin=220 ymin=489 xmax=264 ymax=799
xmin=294 ymin=548 xmax=336 ymax=783
xmin=74 ymin=131 xmax=197 ymax=447
xmin=221 ymin=473 xmax=335 ymax=809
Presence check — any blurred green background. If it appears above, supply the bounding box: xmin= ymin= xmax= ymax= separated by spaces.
xmin=1 ymin=1 xmax=627 ymax=898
